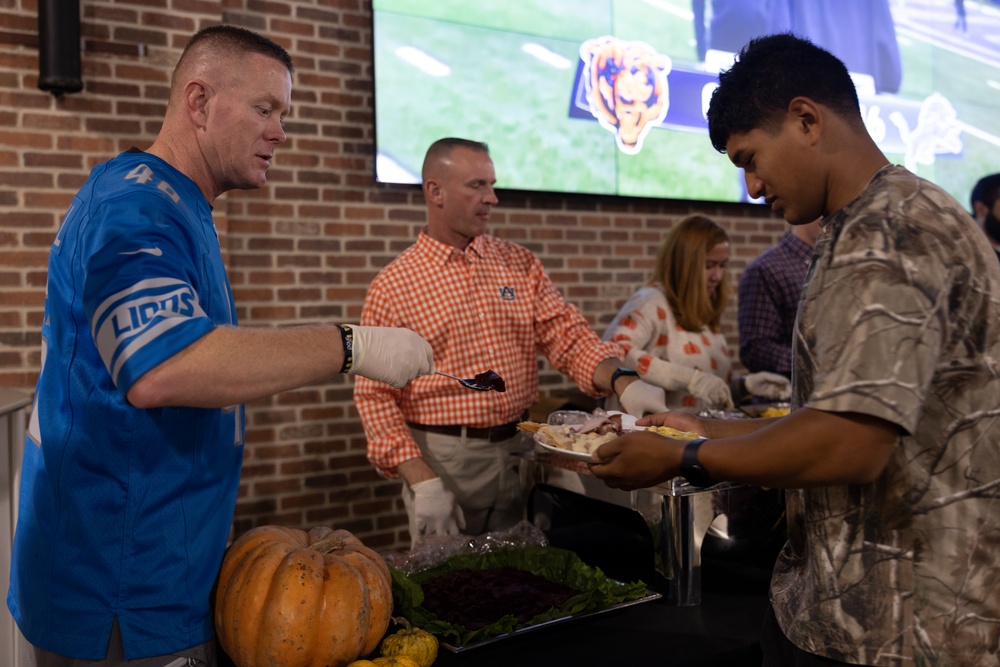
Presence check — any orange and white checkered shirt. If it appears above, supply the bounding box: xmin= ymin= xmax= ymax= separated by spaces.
xmin=354 ymin=231 xmax=622 ymax=478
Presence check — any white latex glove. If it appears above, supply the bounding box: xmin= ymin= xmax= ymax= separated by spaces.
xmin=410 ymin=477 xmax=466 ymax=540
xmin=618 ymin=379 xmax=669 ymax=416
xmin=640 ymin=359 xmax=696 ymax=392
xmin=745 ymin=371 xmax=791 ymax=400
xmin=344 ymin=325 xmax=434 ymax=389
xmin=688 ymin=369 xmax=734 ymax=408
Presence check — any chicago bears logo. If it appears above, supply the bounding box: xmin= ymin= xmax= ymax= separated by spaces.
xmin=579 ymin=36 xmax=672 ymax=155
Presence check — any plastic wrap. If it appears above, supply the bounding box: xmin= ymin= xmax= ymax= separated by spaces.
xmin=380 ymin=520 xmax=550 ymax=575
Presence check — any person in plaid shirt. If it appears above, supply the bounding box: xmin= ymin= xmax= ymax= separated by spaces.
xmin=354 ymin=138 xmax=669 ymax=545
xmin=736 ymin=220 xmax=819 ymax=377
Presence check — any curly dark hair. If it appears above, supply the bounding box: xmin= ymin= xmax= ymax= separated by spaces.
xmin=706 ymin=33 xmax=861 ymax=153
xmin=971 ymin=173 xmax=1000 ymax=213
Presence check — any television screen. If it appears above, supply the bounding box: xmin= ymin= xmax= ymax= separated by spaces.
xmin=372 ymin=0 xmax=1000 ymax=207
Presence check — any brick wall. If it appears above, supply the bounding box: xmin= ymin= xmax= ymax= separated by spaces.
xmin=0 ymin=0 xmax=787 ymax=551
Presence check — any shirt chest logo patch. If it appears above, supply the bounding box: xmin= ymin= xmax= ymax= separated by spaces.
xmin=499 ymin=286 xmax=516 ymax=301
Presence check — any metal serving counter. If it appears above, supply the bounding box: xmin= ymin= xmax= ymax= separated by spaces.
xmin=521 ymin=449 xmax=783 ymax=606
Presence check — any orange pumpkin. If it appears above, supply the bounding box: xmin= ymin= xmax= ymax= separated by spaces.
xmin=215 ymin=525 xmax=393 ymax=667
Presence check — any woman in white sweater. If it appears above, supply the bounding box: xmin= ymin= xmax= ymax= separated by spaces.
xmin=604 ymin=214 xmax=788 ymax=410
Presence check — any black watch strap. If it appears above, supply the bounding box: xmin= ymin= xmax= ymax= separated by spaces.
xmin=610 ymin=367 xmax=638 ymax=394
xmin=680 ymin=438 xmax=714 ymax=488
xmin=336 ymin=324 xmax=354 ymax=374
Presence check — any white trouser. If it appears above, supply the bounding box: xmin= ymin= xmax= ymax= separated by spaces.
xmin=404 ymin=426 xmax=528 ymax=539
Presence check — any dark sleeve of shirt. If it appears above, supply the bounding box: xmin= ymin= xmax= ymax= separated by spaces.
xmin=738 ymin=257 xmax=794 ymax=376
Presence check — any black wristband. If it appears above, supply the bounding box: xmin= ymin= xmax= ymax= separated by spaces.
xmin=680 ymin=438 xmax=714 ymax=488
xmin=337 ymin=324 xmax=354 ymax=374
xmin=610 ymin=367 xmax=638 ymax=394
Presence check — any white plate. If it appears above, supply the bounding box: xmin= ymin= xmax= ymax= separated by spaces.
xmin=533 ymin=435 xmax=599 ymax=462
xmin=532 ymin=410 xmax=652 ymax=462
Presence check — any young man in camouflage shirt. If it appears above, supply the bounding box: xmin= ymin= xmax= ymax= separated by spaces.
xmin=590 ymin=34 xmax=1000 ymax=667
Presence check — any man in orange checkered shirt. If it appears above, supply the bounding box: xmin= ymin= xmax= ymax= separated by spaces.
xmin=354 ymin=138 xmax=669 ymax=545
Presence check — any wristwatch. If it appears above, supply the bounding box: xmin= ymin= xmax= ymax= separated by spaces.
xmin=680 ymin=438 xmax=714 ymax=488
xmin=610 ymin=367 xmax=638 ymax=394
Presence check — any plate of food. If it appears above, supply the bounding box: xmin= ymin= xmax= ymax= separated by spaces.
xmin=534 ymin=437 xmax=600 ymax=462
xmin=518 ymin=410 xmax=701 ymax=461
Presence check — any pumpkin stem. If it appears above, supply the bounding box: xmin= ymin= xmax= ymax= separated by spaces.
xmin=391 ymin=615 xmax=413 ymax=632
xmin=311 ymin=537 xmax=346 ymax=554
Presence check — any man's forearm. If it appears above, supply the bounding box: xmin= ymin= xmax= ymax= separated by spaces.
xmin=127 ymin=324 xmax=343 ymax=409
xmin=700 ymin=408 xmax=898 ymax=487
xmin=609 ymin=408 xmax=899 ymax=491
xmin=592 ymin=357 xmax=621 ymax=394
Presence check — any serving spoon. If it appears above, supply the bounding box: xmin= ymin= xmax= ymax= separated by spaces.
xmin=435 ymin=371 xmax=493 ymax=391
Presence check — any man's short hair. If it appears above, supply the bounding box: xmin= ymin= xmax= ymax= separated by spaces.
xmin=422 ymin=138 xmax=490 ymax=182
xmin=174 ymin=25 xmax=294 ymax=85
xmin=706 ymin=33 xmax=861 ymax=153
xmin=971 ymin=173 xmax=1000 ymax=213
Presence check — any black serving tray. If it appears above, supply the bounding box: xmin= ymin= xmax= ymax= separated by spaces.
xmin=441 ymin=588 xmax=662 ymax=652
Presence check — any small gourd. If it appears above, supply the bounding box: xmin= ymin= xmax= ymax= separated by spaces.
xmin=348 ymin=657 xmax=421 ymax=667
xmin=380 ymin=616 xmax=438 ymax=667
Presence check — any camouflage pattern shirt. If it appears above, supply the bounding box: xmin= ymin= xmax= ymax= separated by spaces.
xmin=772 ymin=165 xmax=1000 ymax=667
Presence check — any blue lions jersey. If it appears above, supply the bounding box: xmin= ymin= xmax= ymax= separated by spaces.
xmin=7 ymin=150 xmax=245 ymax=660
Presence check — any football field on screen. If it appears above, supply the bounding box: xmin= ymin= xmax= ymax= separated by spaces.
xmin=373 ymin=0 xmax=1000 ymax=205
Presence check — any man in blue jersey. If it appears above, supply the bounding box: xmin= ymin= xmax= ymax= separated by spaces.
xmin=7 ymin=26 xmax=433 ymax=666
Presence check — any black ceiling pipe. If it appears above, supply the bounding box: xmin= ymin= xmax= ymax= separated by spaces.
xmin=38 ymin=0 xmax=83 ymax=96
